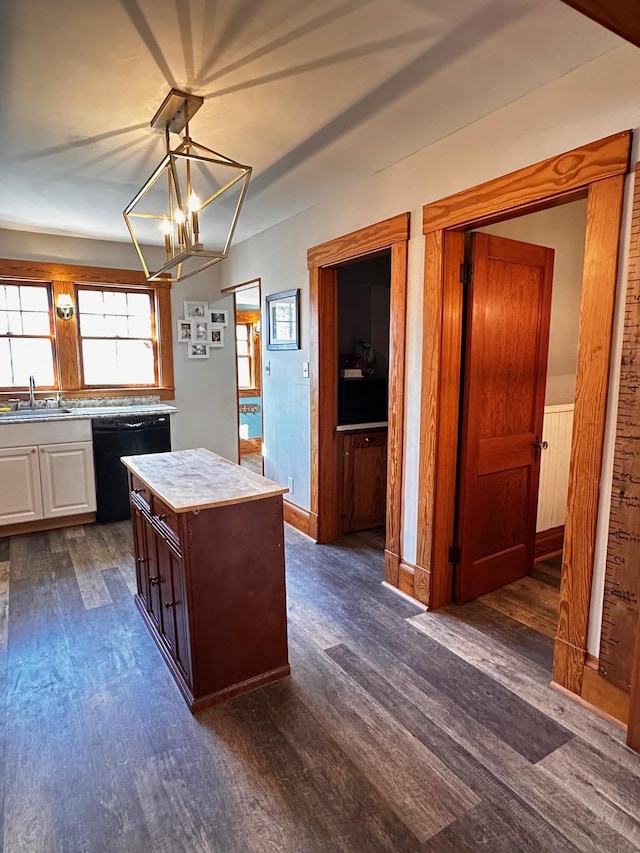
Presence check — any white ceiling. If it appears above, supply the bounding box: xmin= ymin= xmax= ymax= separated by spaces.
xmin=0 ymin=0 xmax=622 ymax=247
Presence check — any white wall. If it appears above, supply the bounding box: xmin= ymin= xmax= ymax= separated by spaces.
xmin=217 ymin=43 xmax=640 ymax=657
xmin=479 ymin=200 xmax=587 ymax=406
xmin=0 ymin=229 xmax=239 ymax=461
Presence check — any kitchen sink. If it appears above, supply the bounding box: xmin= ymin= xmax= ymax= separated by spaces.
xmin=0 ymin=408 xmax=74 ymax=419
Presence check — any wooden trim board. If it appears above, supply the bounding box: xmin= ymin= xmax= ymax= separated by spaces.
xmin=416 ymin=132 xmax=631 ymax=704
xmin=283 ymin=498 xmax=312 ymax=537
xmin=535 ymin=526 xmax=565 ymax=559
xmin=308 ymin=213 xmax=410 ymax=604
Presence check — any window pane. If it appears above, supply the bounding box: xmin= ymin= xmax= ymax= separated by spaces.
xmin=105 ymin=315 xmax=128 ymax=338
xmin=79 ymin=314 xmax=105 ymax=337
xmin=103 ymin=290 xmax=128 ymax=315
xmin=82 ymin=339 xmax=155 ymax=385
xmin=236 ymin=325 xmax=248 ymax=341
xmin=236 ymin=340 xmax=249 ymax=356
xmin=0 ymin=338 xmax=54 ymax=386
xmin=128 ymin=314 xmax=152 ymax=338
xmin=21 ymin=312 xmax=50 ymax=335
xmin=237 ymin=357 xmax=251 ymax=388
xmin=20 ymin=285 xmax=49 ymax=312
xmin=127 ymin=292 xmax=151 ymax=316
xmin=78 ymin=289 xmax=104 ymax=314
xmin=4 ymin=285 xmax=20 ymax=311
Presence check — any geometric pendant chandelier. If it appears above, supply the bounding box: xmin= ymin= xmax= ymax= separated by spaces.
xmin=123 ymin=89 xmax=252 ymax=283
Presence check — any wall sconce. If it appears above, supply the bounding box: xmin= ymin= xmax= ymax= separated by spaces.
xmin=56 ymin=293 xmax=75 ymax=321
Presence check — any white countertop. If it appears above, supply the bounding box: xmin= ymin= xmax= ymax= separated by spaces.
xmin=0 ymin=403 xmax=177 ymax=425
xmin=121 ymin=448 xmax=288 ymax=513
xmin=336 ymin=421 xmax=388 ymax=432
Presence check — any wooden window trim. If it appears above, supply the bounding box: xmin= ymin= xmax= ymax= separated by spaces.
xmin=307 ymin=212 xmax=410 ymax=589
xmin=236 ymin=309 xmax=261 ymax=397
xmin=0 ymin=279 xmax=59 ymax=392
xmin=75 ymin=283 xmax=160 ymax=390
xmin=0 ymin=259 xmax=174 ymax=401
xmin=416 ymin=130 xmax=631 ymax=706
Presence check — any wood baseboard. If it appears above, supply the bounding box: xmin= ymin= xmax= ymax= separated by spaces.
xmin=283 ymin=499 xmax=312 ymax=537
xmin=399 ymin=560 xmax=416 ymax=597
xmin=580 ymin=664 xmax=629 ymax=726
xmin=535 ymin=525 xmax=565 ymax=558
xmin=0 ymin=511 xmax=95 ymax=538
xmin=384 ymin=550 xmax=400 ymax=586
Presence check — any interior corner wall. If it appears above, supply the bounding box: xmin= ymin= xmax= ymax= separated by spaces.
xmin=218 ymin=43 xmax=640 ymax=654
xmin=0 ymin=228 xmax=238 ymax=461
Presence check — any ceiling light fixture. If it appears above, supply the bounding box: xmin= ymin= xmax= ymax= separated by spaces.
xmin=124 ymin=89 xmax=252 ymax=283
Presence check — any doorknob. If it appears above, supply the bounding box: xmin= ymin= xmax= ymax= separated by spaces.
xmin=534 ymin=439 xmax=548 ymax=452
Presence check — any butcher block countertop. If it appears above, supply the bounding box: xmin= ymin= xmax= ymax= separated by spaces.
xmin=121 ymin=448 xmax=288 ymax=513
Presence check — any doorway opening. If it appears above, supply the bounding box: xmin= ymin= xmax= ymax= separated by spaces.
xmin=416 ymin=130 xmax=630 ymax=701
xmin=452 ymin=199 xmax=587 ymax=665
xmin=336 ymin=252 xmax=391 ymax=548
xmin=308 ymin=213 xmax=409 ymax=588
xmin=222 ymin=278 xmax=264 ymax=475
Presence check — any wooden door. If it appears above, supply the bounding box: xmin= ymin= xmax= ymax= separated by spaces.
xmin=131 ymin=502 xmax=148 ymax=606
xmin=341 ymin=431 xmax=387 ymax=532
xmin=143 ymin=518 xmax=162 ymax=631
xmin=455 ymin=233 xmax=554 ymax=603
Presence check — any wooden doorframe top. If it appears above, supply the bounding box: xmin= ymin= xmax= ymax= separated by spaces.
xmin=416 ymin=130 xmax=631 ymax=709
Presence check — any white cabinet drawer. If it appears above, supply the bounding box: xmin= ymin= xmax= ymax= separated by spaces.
xmin=0 ymin=446 xmax=44 ymax=524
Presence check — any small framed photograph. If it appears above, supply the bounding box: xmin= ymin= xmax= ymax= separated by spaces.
xmin=209 ymin=308 xmax=229 ymax=326
xmin=209 ymin=325 xmax=224 ymax=348
xmin=266 ymin=289 xmax=300 ymax=350
xmin=184 ymin=300 xmax=208 ymax=319
xmin=193 ymin=320 xmax=209 ymax=342
xmin=176 ymin=320 xmax=192 ymax=342
xmin=188 ymin=343 xmax=209 ymax=359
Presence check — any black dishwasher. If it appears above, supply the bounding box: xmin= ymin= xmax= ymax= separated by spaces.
xmin=92 ymin=415 xmax=171 ymax=522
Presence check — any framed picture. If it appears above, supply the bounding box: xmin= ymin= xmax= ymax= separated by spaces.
xmin=176 ymin=319 xmax=192 ymax=342
xmin=209 ymin=325 xmax=224 ymax=348
xmin=266 ymin=289 xmax=300 ymax=350
xmin=184 ymin=300 xmax=208 ymax=319
xmin=188 ymin=343 xmax=209 ymax=359
xmin=193 ymin=320 xmax=209 ymax=342
xmin=209 ymin=308 xmax=229 ymax=327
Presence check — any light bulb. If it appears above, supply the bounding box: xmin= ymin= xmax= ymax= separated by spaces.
xmin=188 ymin=192 xmax=201 ymax=213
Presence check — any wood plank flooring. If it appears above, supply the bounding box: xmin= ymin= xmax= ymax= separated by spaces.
xmin=1 ymin=524 xmax=638 ymax=851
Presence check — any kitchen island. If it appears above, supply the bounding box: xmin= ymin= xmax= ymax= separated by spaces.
xmin=121 ymin=448 xmax=290 ymax=712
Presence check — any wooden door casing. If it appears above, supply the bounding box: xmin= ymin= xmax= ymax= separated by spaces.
xmin=455 ymin=233 xmax=554 ymax=603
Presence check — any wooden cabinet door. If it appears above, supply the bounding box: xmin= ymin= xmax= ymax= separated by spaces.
xmin=455 ymin=233 xmax=554 ymax=603
xmin=342 ymin=431 xmax=388 ymax=532
xmin=155 ymin=533 xmax=192 ymax=685
xmin=131 ymin=502 xmax=148 ymax=605
xmin=143 ymin=517 xmax=162 ymax=631
xmin=0 ymin=445 xmax=43 ymax=525
xmin=39 ymin=441 xmax=96 ymax=518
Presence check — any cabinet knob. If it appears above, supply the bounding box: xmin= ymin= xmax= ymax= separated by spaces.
xmin=149 ymin=576 xmax=159 ymax=586
xmin=133 ymin=487 xmax=145 ymax=495
xmin=137 ymin=557 xmax=145 ymax=564
xmin=364 ymin=437 xmax=371 ymax=444
xmin=31 ymin=448 xmax=37 ymax=454
xmin=157 ymin=514 xmax=166 ymax=522
xmin=165 ymin=600 xmax=174 ymax=608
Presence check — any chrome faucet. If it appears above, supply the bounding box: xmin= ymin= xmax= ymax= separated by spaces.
xmin=28 ymin=375 xmax=36 ymax=408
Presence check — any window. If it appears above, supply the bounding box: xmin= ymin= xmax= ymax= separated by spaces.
xmin=236 ymin=311 xmax=261 ymax=395
xmin=0 ymin=282 xmax=56 ymax=388
xmin=0 ymin=259 xmax=174 ymax=400
xmin=77 ymin=287 xmax=156 ymax=386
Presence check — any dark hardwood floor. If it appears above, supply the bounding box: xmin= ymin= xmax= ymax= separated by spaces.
xmin=1 ymin=524 xmax=638 ymax=851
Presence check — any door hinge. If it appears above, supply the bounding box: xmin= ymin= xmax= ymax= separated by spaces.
xmin=448 ymin=543 xmax=461 ymax=566
xmin=460 ymin=262 xmax=473 ymax=286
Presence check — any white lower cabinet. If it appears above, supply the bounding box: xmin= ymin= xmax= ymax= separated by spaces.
xmin=39 ymin=441 xmax=96 ymax=517
xmin=0 ymin=445 xmax=44 ymax=524
xmin=0 ymin=420 xmax=97 ymax=528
